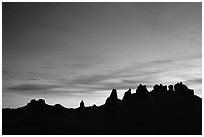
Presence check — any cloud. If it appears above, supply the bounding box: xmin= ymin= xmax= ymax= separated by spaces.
xmin=148 ymin=59 xmax=174 ymax=65
xmin=8 ymin=84 xmax=61 ymax=92
xmin=69 ymin=74 xmax=109 ymax=86
xmin=122 ymin=79 xmax=149 ymax=84
xmin=5 ymin=78 xmax=102 ymax=95
xmin=63 ymin=62 xmax=93 ymax=69
xmin=4 ymin=56 xmax=201 ymax=97
xmin=65 ymin=69 xmax=157 ymax=92
xmin=185 ymin=78 xmax=202 ymax=84
xmin=2 ymin=70 xmax=13 ymax=75
xmin=70 ymin=59 xmax=167 ymax=84
xmin=55 ymin=60 xmax=170 ymax=93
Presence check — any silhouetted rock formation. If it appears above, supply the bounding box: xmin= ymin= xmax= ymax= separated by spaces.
xmin=174 ymin=82 xmax=194 ymax=96
xmin=105 ymin=88 xmax=121 ymax=107
xmin=80 ymin=100 xmax=85 ymax=108
xmin=2 ymin=82 xmax=202 ymax=135
xmin=122 ymin=88 xmax=131 ymax=103
xmin=25 ymin=99 xmax=50 ymax=111
xmin=168 ymin=85 xmax=174 ymax=92
xmin=136 ymin=84 xmax=148 ymax=96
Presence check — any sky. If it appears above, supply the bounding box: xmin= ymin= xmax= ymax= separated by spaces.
xmin=2 ymin=2 xmax=202 ymax=108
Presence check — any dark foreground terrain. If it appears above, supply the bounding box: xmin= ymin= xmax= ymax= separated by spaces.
xmin=3 ymin=82 xmax=202 ymax=135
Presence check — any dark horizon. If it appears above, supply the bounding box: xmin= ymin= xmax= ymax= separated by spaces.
xmin=3 ymin=81 xmax=202 ymax=135
xmin=3 ymin=2 xmax=202 ymax=108
xmin=2 ymin=82 xmax=201 ymax=109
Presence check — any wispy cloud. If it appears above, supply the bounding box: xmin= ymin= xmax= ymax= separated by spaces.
xmin=4 ymin=56 xmax=201 ymax=97
xmin=185 ymin=78 xmax=202 ymax=84
xmin=8 ymin=84 xmax=61 ymax=92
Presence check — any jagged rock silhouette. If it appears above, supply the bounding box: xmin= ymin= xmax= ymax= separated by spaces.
xmin=105 ymin=88 xmax=121 ymax=107
xmin=27 ymin=99 xmax=46 ymax=107
xmin=2 ymin=82 xmax=202 ymax=135
xmin=25 ymin=99 xmax=50 ymax=111
xmin=136 ymin=84 xmax=148 ymax=96
xmin=79 ymin=100 xmax=85 ymax=109
xmin=122 ymin=88 xmax=131 ymax=103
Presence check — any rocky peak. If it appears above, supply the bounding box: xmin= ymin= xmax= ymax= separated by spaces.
xmin=105 ymin=89 xmax=120 ymax=106
xmin=109 ymin=88 xmax=118 ymax=99
xmin=136 ymin=84 xmax=148 ymax=96
xmin=80 ymin=100 xmax=85 ymax=108
xmin=26 ymin=99 xmax=47 ymax=110
xmin=122 ymin=88 xmax=131 ymax=102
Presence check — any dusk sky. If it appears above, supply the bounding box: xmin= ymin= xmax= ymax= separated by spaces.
xmin=3 ymin=2 xmax=202 ymax=108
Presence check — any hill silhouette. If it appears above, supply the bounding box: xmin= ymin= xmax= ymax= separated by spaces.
xmin=2 ymin=82 xmax=202 ymax=135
